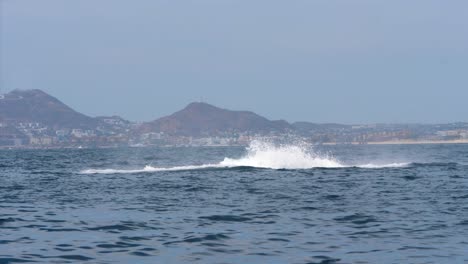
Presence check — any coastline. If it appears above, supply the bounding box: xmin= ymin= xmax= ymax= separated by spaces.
xmin=323 ymin=139 xmax=468 ymax=145
xmin=367 ymin=139 xmax=468 ymax=145
xmin=2 ymin=139 xmax=468 ymax=150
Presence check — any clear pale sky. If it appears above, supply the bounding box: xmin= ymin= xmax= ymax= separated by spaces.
xmin=1 ymin=0 xmax=467 ymax=124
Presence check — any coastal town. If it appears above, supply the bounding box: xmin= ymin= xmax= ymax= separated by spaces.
xmin=1 ymin=90 xmax=468 ymax=148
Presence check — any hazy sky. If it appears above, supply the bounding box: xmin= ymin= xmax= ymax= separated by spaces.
xmin=1 ymin=0 xmax=467 ymax=124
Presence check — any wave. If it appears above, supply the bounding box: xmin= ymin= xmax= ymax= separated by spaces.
xmin=356 ymin=162 xmax=410 ymax=169
xmin=80 ymin=164 xmax=218 ymax=174
xmin=80 ymin=140 xmax=410 ymax=174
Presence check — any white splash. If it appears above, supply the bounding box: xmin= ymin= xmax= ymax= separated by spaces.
xmin=219 ymin=140 xmax=343 ymax=169
xmin=80 ymin=140 xmax=410 ymax=174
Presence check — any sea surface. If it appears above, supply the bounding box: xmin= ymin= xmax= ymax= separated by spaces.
xmin=1 ymin=141 xmax=468 ymax=264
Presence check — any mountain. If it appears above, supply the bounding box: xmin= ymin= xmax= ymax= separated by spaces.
xmin=139 ymin=102 xmax=292 ymax=136
xmin=0 ymin=89 xmax=97 ymax=129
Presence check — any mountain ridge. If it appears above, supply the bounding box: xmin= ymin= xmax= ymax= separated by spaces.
xmin=139 ymin=102 xmax=292 ymax=136
xmin=0 ymin=89 xmax=297 ymax=137
xmin=2 ymin=89 xmax=467 ymax=148
xmin=0 ymin=89 xmax=98 ymax=129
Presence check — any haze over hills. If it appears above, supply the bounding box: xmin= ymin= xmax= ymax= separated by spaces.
xmin=0 ymin=89 xmax=293 ymax=135
xmin=140 ymin=102 xmax=292 ymax=136
xmin=0 ymin=89 xmax=98 ymax=129
xmin=0 ymin=89 xmax=299 ymax=147
xmin=0 ymin=89 xmax=467 ymax=147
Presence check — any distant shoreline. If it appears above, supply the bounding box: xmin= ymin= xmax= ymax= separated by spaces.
xmin=323 ymin=139 xmax=468 ymax=145
xmin=2 ymin=140 xmax=468 ymax=150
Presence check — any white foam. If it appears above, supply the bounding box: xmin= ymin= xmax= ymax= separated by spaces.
xmin=80 ymin=140 xmax=410 ymax=174
xmin=219 ymin=140 xmax=343 ymax=169
xmin=80 ymin=164 xmax=218 ymax=174
xmin=356 ymin=162 xmax=410 ymax=169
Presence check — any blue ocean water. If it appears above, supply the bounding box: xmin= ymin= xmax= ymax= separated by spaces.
xmin=1 ymin=142 xmax=468 ymax=264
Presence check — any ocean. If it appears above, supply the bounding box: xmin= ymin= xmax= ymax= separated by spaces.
xmin=1 ymin=141 xmax=468 ymax=264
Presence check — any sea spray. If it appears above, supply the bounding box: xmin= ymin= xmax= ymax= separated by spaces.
xmin=81 ymin=140 xmax=343 ymax=174
xmin=219 ymin=140 xmax=343 ymax=169
xmin=80 ymin=140 xmax=409 ymax=174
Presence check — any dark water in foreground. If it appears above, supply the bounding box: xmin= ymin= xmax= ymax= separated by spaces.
xmin=1 ymin=143 xmax=468 ymax=264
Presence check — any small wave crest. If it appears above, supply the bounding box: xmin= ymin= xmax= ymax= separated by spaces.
xmin=80 ymin=164 xmax=218 ymax=174
xmin=80 ymin=140 xmax=410 ymax=174
xmin=356 ymin=162 xmax=410 ymax=169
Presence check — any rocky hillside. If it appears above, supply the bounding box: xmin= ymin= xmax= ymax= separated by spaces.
xmin=139 ymin=102 xmax=292 ymax=136
xmin=0 ymin=89 xmax=98 ymax=129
